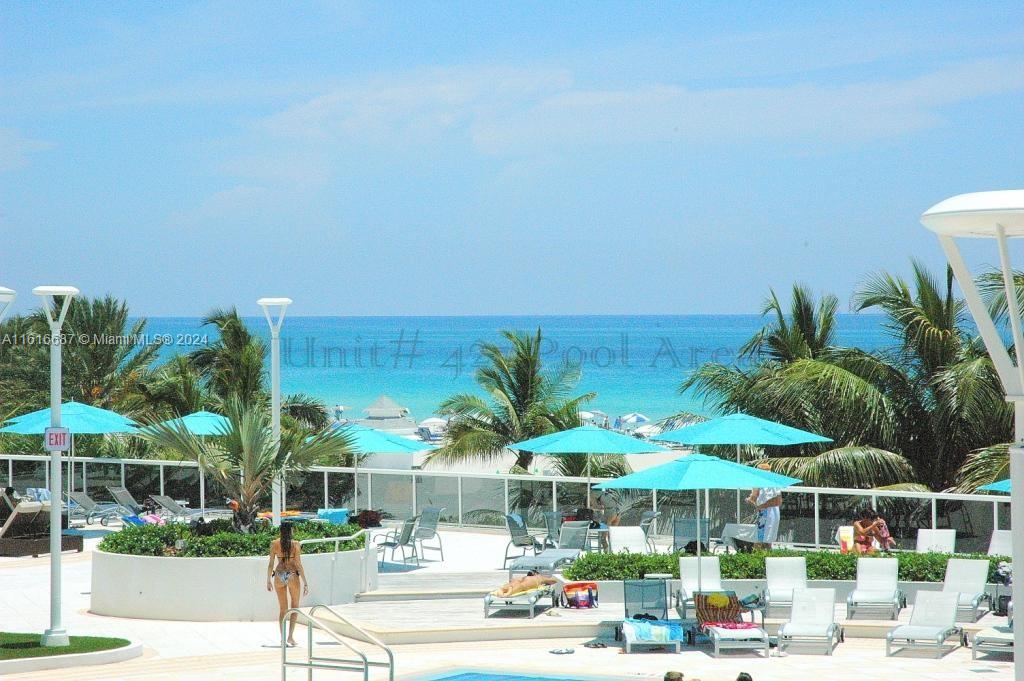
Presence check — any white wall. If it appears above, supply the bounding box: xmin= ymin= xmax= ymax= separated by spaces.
xmin=91 ymin=546 xmax=378 ymax=622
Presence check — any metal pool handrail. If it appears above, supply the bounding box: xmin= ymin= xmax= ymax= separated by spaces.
xmin=281 ymin=604 xmax=395 ymax=680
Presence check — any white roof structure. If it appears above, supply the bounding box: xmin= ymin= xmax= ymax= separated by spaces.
xmin=921 ymin=190 xmax=1024 ymax=237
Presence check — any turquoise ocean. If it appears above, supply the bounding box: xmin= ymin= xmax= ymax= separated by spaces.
xmin=143 ymin=315 xmax=890 ymax=422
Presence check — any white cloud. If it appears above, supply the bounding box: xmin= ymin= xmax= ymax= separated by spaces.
xmin=0 ymin=127 xmax=53 ymax=172
xmin=247 ymin=57 xmax=1024 ymax=158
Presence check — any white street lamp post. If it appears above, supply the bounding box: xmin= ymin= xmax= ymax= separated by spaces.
xmin=921 ymin=190 xmax=1024 ymax=681
xmin=258 ymin=297 xmax=292 ymax=527
xmin=34 ymin=285 xmax=78 ymax=648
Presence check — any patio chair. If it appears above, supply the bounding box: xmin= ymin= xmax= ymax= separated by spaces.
xmin=484 ymin=575 xmax=563 ymax=619
xmin=675 ymin=556 xmax=722 ymax=619
xmin=414 ymin=506 xmax=445 ymax=561
xmin=720 ymin=523 xmax=758 ymax=553
xmin=502 ymin=513 xmax=542 ymax=567
xmin=106 ymin=486 xmax=145 ymax=515
xmin=886 ymin=591 xmax=964 ymax=658
xmin=764 ymin=556 xmax=807 ymax=615
xmin=507 ymin=523 xmax=588 ymax=578
xmin=608 ymin=526 xmax=650 ymax=554
xmin=693 ymin=591 xmax=769 ymax=657
xmin=66 ymin=491 xmax=127 ymax=526
xmin=973 ymin=625 xmax=1014 ymax=659
xmin=778 ymin=588 xmax=842 ymax=655
xmin=639 ymin=511 xmax=660 ymax=552
xmin=942 ymin=558 xmax=992 ymax=622
xmin=846 ymin=557 xmax=904 ymax=619
xmin=672 ymin=517 xmax=710 ymax=553
xmin=542 ymin=511 xmax=562 ymax=548
xmin=989 ymin=529 xmax=1013 ymax=556
xmin=150 ymin=495 xmax=206 ymax=522
xmin=377 ymin=517 xmax=419 ymax=567
xmin=916 ymin=528 xmax=956 ymax=553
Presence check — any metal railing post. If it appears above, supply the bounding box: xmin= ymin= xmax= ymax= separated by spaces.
xmin=411 ymin=473 xmax=418 ymax=517
xmin=159 ymin=465 xmax=165 ymax=496
xmin=324 ymin=471 xmax=329 ymax=509
xmin=995 ymin=500 xmax=1000 ymax=531
xmin=504 ymin=478 xmax=509 ymax=515
xmin=814 ymin=491 xmax=821 ymax=549
xmin=366 ymin=472 xmax=372 ymax=511
xmin=457 ymin=476 xmax=463 ymax=526
xmin=931 ymin=498 xmax=938 ymax=529
xmin=199 ymin=468 xmax=206 ymax=515
xmin=552 ymin=480 xmax=558 ymax=515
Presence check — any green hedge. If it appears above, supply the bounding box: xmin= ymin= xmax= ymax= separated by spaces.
xmin=98 ymin=522 xmax=364 ymax=558
xmin=563 ymin=549 xmax=1011 ymax=583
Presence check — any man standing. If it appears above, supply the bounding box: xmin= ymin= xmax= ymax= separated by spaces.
xmin=746 ymin=463 xmax=782 ymax=548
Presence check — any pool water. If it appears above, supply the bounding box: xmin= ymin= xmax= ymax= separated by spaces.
xmin=432 ymin=675 xmax=586 ymax=681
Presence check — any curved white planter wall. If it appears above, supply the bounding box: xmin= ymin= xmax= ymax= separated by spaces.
xmin=91 ymin=547 xmax=378 ymax=621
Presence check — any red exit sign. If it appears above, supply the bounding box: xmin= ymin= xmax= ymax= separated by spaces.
xmin=44 ymin=427 xmax=70 ymax=452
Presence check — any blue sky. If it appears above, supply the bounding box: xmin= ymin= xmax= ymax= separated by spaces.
xmin=1 ymin=2 xmax=1023 ymax=316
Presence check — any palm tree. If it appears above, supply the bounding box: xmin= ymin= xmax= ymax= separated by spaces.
xmin=740 ymin=284 xmax=839 ymax=361
xmin=139 ymin=397 xmax=352 ymax=532
xmin=680 ymin=267 xmax=1008 ymax=490
xmin=425 ymin=329 xmax=595 ymax=471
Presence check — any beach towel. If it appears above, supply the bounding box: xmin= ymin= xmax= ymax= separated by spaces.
xmin=622 ymin=620 xmax=685 ymax=642
xmin=489 ymin=585 xmax=550 ymax=601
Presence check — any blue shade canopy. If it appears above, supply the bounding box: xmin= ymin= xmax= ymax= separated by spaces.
xmin=593 ymin=453 xmax=802 ymax=491
xmin=979 ymin=479 xmax=1010 ymax=493
xmin=654 ymin=413 xmax=831 ymax=446
xmin=508 ymin=425 xmax=671 ymax=454
xmin=1 ymin=401 xmax=136 ymax=434
xmin=155 ymin=410 xmax=231 ymax=436
xmin=335 ymin=423 xmax=437 ymax=453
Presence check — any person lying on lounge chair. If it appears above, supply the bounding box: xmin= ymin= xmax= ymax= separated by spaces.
xmin=494 ymin=570 xmax=557 ymax=597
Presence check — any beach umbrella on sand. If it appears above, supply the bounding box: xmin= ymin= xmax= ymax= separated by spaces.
xmin=331 ymin=423 xmax=437 ymax=513
xmin=980 ymin=479 xmax=1011 ymax=493
xmin=1 ymin=401 xmax=137 ymax=498
xmin=595 ymin=453 xmax=801 ymax=589
xmin=654 ymin=413 xmax=830 ymax=523
xmin=618 ymin=412 xmax=650 ymax=428
xmin=508 ymin=426 xmax=671 ymax=506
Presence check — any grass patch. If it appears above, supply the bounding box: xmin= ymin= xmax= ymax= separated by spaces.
xmin=0 ymin=632 xmax=130 ymax=661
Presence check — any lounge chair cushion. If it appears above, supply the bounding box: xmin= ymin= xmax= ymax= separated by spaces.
xmin=890 ymin=625 xmax=950 ymax=641
xmin=488 ymin=585 xmax=550 ymax=601
xmin=850 ymin=589 xmax=896 ymax=602
xmin=780 ymin=623 xmax=832 ymax=638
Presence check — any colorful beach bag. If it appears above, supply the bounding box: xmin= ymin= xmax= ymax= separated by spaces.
xmin=559 ymin=581 xmax=599 ymax=608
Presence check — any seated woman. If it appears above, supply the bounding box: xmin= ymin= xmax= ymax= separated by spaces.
xmin=852 ymin=507 xmax=883 ymax=554
xmin=493 ymin=571 xmax=557 ymax=597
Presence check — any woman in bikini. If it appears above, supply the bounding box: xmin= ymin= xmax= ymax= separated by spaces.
xmin=266 ymin=522 xmax=308 ymax=646
xmin=852 ymin=507 xmax=882 ymax=554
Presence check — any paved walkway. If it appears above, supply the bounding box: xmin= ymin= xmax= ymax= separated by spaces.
xmin=0 ymin=529 xmax=1013 ymax=680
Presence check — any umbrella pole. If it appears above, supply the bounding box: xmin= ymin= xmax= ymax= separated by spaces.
xmin=735 ymin=444 xmax=741 ymax=524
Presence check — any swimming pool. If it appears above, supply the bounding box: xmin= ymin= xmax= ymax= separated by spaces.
xmin=427 ymin=675 xmax=586 ymax=681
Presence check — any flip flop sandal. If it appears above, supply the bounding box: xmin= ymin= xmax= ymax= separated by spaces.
xmin=550 ymin=648 xmax=575 ymax=655
xmin=583 ymin=642 xmax=607 ymax=649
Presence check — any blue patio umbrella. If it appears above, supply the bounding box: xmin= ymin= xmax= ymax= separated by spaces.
xmin=980 ymin=479 xmax=1010 ymax=493
xmin=595 ymin=453 xmax=802 ymax=586
xmin=508 ymin=425 xmax=672 ymax=505
xmin=654 ymin=413 xmax=829 ymax=521
xmin=1 ymin=401 xmax=137 ymax=497
xmin=155 ymin=410 xmax=231 ymax=436
xmin=332 ymin=423 xmax=437 ymax=512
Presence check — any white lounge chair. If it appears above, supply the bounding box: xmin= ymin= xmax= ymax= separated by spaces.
xmin=150 ymin=495 xmax=206 ymax=522
xmin=694 ymin=591 xmax=769 ymax=657
xmin=675 ymin=556 xmax=722 ymax=619
xmin=847 ymin=557 xmax=904 ymax=619
xmin=622 ymin=619 xmax=684 ymax=653
xmin=973 ymin=625 xmax=1014 ymax=659
xmin=66 ymin=491 xmax=128 ymax=526
xmin=916 ymin=528 xmax=956 ymax=553
xmin=778 ymin=588 xmax=842 ymax=655
xmin=886 ymin=591 xmax=963 ymax=658
xmin=609 ymin=526 xmax=650 ymax=554
xmin=764 ymin=557 xmax=807 ymax=615
xmin=942 ymin=558 xmax=992 ymax=622
xmin=989 ymin=529 xmax=1013 ymax=556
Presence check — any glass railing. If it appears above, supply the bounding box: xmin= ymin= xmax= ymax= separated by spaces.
xmin=1 ymin=453 xmax=1009 ymax=551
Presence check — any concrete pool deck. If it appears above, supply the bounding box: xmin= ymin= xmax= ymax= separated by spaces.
xmin=0 ymin=527 xmax=1013 ymax=680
